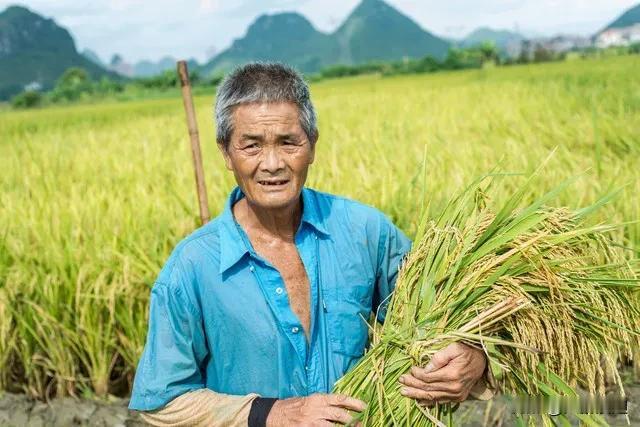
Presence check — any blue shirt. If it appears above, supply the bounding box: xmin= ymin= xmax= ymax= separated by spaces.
xmin=129 ymin=187 xmax=412 ymax=411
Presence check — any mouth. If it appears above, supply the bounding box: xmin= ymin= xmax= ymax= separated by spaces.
xmin=257 ymin=179 xmax=290 ymax=187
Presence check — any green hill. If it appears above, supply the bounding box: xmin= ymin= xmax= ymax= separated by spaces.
xmin=461 ymin=27 xmax=523 ymax=49
xmin=604 ymin=3 xmax=640 ymax=30
xmin=81 ymin=49 xmax=105 ymax=67
xmin=0 ymin=5 xmax=114 ymax=100
xmin=201 ymin=0 xmax=450 ymax=76
xmin=202 ymin=13 xmax=338 ymax=75
xmin=333 ymin=0 xmax=449 ymax=64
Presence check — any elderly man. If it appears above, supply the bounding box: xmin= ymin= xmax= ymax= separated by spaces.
xmin=129 ymin=63 xmax=493 ymax=426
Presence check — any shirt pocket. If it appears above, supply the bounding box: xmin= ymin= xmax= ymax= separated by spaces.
xmin=323 ymin=279 xmax=373 ymax=358
xmin=343 ymin=278 xmax=374 ymax=307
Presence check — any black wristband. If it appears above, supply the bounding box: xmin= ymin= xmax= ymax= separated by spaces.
xmin=248 ymin=397 xmax=278 ymax=427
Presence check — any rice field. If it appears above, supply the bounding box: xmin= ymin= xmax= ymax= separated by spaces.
xmin=0 ymin=55 xmax=638 ymax=400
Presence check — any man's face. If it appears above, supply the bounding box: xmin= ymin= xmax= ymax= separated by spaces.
xmin=220 ymin=101 xmax=316 ymax=211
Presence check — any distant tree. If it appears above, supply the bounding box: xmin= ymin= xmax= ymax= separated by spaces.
xmin=95 ymin=77 xmax=125 ymax=95
xmin=110 ymin=54 xmax=124 ymax=67
xmin=478 ymin=42 xmax=499 ymax=63
xmin=57 ymin=67 xmax=90 ymax=88
xmin=11 ymin=90 xmax=43 ymax=109
xmin=49 ymin=67 xmax=93 ymax=102
xmin=207 ymin=73 xmax=225 ymax=86
xmin=443 ymin=48 xmax=483 ymax=70
xmin=443 ymin=48 xmax=466 ymax=70
xmin=533 ymin=47 xmax=554 ymax=63
xmin=320 ymin=64 xmax=364 ymax=78
xmin=188 ymin=69 xmax=201 ymax=85
xmin=136 ymin=69 xmax=178 ymax=90
xmin=415 ymin=56 xmax=441 ymax=72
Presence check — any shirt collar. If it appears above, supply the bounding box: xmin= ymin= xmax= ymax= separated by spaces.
xmin=218 ymin=186 xmax=329 ymax=275
xmin=300 ymin=186 xmax=330 ymax=237
xmin=218 ymin=187 xmax=249 ymax=274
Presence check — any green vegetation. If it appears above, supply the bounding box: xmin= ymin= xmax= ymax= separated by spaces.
xmin=315 ymin=42 xmax=640 ymax=81
xmin=10 ymin=90 xmax=43 ymax=108
xmin=334 ymin=174 xmax=639 ymax=425
xmin=314 ymin=43 xmax=498 ymax=80
xmin=16 ymin=42 xmax=639 ymax=110
xmin=8 ymin=67 xmax=221 ymax=109
xmin=0 ymin=56 xmax=638 ymax=403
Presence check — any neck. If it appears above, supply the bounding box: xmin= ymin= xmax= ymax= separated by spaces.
xmin=233 ymin=197 xmax=302 ymax=241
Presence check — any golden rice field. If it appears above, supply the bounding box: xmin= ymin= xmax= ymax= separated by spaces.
xmin=0 ymin=55 xmax=638 ymax=400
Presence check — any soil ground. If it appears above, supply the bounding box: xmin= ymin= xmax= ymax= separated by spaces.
xmin=1 ymin=381 xmax=637 ymax=426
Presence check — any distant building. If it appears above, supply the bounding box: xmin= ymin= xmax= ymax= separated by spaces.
xmin=547 ymin=35 xmax=591 ymax=52
xmin=595 ymin=24 xmax=640 ymax=48
xmin=504 ymin=40 xmax=522 ymax=58
xmin=23 ymin=81 xmax=42 ymax=92
xmin=109 ymin=54 xmax=134 ymax=77
xmin=519 ymin=35 xmax=591 ymax=61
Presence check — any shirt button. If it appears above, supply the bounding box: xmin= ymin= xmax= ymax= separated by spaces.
xmin=249 ymin=266 xmax=255 ymax=272
xmin=305 ymin=366 xmax=310 ymax=371
xmin=275 ymin=287 xmax=283 ymax=295
xmin=291 ymin=326 xmax=299 ymax=333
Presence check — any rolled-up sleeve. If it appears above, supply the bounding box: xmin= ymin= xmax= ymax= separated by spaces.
xmin=372 ymin=215 xmax=412 ymax=323
xmin=129 ymin=275 xmax=208 ymax=411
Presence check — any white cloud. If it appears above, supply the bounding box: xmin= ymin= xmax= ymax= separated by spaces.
xmin=199 ymin=0 xmax=221 ymax=13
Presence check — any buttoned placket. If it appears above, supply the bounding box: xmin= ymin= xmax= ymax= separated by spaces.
xmin=303 ymin=233 xmax=322 ymax=393
xmin=236 ymin=220 xmax=323 ymax=393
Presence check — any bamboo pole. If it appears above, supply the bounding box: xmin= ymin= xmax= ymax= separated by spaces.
xmin=177 ymin=60 xmax=210 ymax=225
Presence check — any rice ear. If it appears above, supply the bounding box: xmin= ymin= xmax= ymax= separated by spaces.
xmin=333 ymin=173 xmax=640 ymax=426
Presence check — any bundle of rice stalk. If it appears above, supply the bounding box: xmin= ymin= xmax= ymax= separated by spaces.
xmin=334 ymin=172 xmax=640 ymax=426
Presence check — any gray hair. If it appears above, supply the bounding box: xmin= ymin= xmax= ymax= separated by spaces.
xmin=214 ymin=62 xmax=318 ymax=150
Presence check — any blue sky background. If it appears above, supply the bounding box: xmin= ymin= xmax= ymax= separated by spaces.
xmin=1 ymin=0 xmax=637 ymax=63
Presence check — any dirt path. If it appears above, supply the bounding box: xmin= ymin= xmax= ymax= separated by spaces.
xmin=0 ymin=393 xmax=144 ymax=427
xmin=455 ymin=383 xmax=639 ymax=426
xmin=1 ymin=384 xmax=637 ymax=426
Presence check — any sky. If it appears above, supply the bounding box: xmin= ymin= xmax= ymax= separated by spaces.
xmin=2 ymin=0 xmax=638 ymax=64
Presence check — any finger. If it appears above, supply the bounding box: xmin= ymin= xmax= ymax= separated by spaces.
xmin=399 ymin=385 xmax=436 ymax=401
xmin=322 ymin=406 xmax=357 ymax=425
xmin=411 ymin=365 xmax=457 ymax=383
xmin=398 ymin=373 xmax=428 ymax=390
xmin=403 ymin=374 xmax=466 ymax=394
xmin=418 ymin=399 xmax=436 ymax=408
xmin=423 ymin=343 xmax=465 ymax=373
xmin=423 ymin=364 xmax=479 ymax=385
xmin=401 ymin=386 xmax=465 ymax=403
xmin=424 ymin=389 xmax=467 ymax=403
xmin=418 ymin=395 xmax=457 ymax=407
xmin=328 ymin=394 xmax=367 ymax=412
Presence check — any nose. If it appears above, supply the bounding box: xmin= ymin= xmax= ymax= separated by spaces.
xmin=260 ymin=145 xmax=285 ymax=174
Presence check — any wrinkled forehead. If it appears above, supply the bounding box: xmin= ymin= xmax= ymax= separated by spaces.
xmin=231 ymin=101 xmax=304 ymax=136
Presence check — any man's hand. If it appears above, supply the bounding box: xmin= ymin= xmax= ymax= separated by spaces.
xmin=266 ymin=393 xmax=366 ymax=427
xmin=398 ymin=342 xmax=486 ymax=406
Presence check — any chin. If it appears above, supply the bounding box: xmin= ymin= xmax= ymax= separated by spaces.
xmin=255 ymin=194 xmax=297 ymax=210
xmin=247 ymin=187 xmax=300 ymax=210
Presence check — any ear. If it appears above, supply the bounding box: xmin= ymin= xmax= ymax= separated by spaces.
xmin=218 ymin=142 xmax=234 ymax=171
xmin=308 ymin=130 xmax=318 ymax=165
